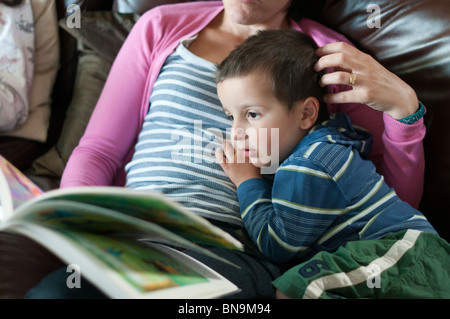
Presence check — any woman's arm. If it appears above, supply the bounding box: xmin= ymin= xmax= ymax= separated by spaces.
xmin=60 ymin=13 xmax=157 ymax=188
xmin=315 ymin=42 xmax=425 ymax=208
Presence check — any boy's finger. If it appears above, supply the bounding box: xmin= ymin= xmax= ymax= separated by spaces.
xmin=215 ymin=148 xmax=225 ymax=164
xmin=222 ymin=141 xmax=236 ymax=163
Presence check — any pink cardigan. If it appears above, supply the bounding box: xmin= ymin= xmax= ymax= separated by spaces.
xmin=61 ymin=1 xmax=425 ymax=208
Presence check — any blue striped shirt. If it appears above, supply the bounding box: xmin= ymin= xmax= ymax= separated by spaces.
xmin=237 ymin=114 xmax=437 ymax=263
xmin=125 ymin=40 xmax=243 ymax=226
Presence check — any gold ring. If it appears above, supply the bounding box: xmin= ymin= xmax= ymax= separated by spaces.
xmin=349 ymin=73 xmax=356 ymax=86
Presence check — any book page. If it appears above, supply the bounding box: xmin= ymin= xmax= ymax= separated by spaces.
xmin=8 ymin=199 xmax=239 ymax=267
xmin=6 ymin=222 xmax=239 ymax=299
xmin=0 ymin=155 xmax=43 ymax=222
xmin=27 ymin=187 xmax=243 ymax=251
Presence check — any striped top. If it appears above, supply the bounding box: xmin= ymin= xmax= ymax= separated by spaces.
xmin=125 ymin=39 xmax=243 ymax=226
xmin=237 ymin=113 xmax=437 ymax=263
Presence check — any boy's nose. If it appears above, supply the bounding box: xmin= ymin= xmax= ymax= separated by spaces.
xmin=231 ymin=126 xmax=247 ymax=141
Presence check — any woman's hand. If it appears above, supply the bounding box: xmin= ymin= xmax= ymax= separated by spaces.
xmin=215 ymin=140 xmax=262 ymax=188
xmin=315 ymin=42 xmax=419 ymax=120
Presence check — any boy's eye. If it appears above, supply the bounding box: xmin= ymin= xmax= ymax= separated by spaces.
xmin=227 ymin=114 xmax=234 ymax=121
xmin=248 ymin=112 xmax=259 ymax=119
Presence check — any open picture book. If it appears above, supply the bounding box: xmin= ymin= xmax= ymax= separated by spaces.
xmin=0 ymin=155 xmax=242 ymax=299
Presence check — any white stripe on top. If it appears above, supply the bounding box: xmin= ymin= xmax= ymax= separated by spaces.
xmin=125 ymin=40 xmax=243 ymax=226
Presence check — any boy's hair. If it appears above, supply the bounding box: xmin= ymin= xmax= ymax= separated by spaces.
xmin=216 ymin=29 xmax=327 ymax=115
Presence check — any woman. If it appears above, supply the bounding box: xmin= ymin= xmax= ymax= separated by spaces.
xmin=28 ymin=0 xmax=426 ymax=298
xmin=0 ymin=0 xmax=59 ymax=172
xmin=62 ymin=0 xmax=424 ymax=208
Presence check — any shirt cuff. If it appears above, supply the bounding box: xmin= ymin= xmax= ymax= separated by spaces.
xmin=383 ymin=103 xmax=427 ymax=142
xmin=398 ymin=102 xmax=426 ymax=125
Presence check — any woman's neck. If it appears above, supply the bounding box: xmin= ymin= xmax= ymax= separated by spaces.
xmin=218 ymin=10 xmax=291 ymax=44
xmin=186 ymin=9 xmax=291 ymax=65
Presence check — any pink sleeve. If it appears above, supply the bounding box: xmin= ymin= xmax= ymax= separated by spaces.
xmin=380 ymin=113 xmax=425 ymax=209
xmin=296 ymin=18 xmax=425 ymax=209
xmin=60 ymin=11 xmax=158 ymax=188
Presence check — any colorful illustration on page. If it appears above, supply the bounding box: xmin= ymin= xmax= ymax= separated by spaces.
xmin=64 ymin=232 xmax=208 ymax=293
xmin=0 ymin=156 xmax=43 ymax=210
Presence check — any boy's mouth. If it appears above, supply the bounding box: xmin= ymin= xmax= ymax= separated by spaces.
xmin=238 ymin=148 xmax=255 ymax=158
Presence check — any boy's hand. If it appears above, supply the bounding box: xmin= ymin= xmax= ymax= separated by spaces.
xmin=215 ymin=140 xmax=262 ymax=187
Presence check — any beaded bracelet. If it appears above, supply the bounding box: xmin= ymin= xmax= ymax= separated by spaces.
xmin=398 ymin=102 xmax=425 ymax=125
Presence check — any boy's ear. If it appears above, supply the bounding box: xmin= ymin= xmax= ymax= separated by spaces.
xmin=296 ymin=97 xmax=320 ymax=130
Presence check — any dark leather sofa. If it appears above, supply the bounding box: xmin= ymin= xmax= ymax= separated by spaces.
xmin=1 ymin=0 xmax=449 ymax=298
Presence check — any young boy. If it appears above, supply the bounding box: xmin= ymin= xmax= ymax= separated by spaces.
xmin=215 ymin=30 xmax=449 ymax=298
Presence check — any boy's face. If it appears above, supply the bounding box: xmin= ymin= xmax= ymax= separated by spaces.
xmin=217 ymin=72 xmax=306 ymax=167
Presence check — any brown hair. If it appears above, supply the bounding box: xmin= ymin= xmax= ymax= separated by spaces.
xmin=216 ymin=29 xmax=326 ymax=114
